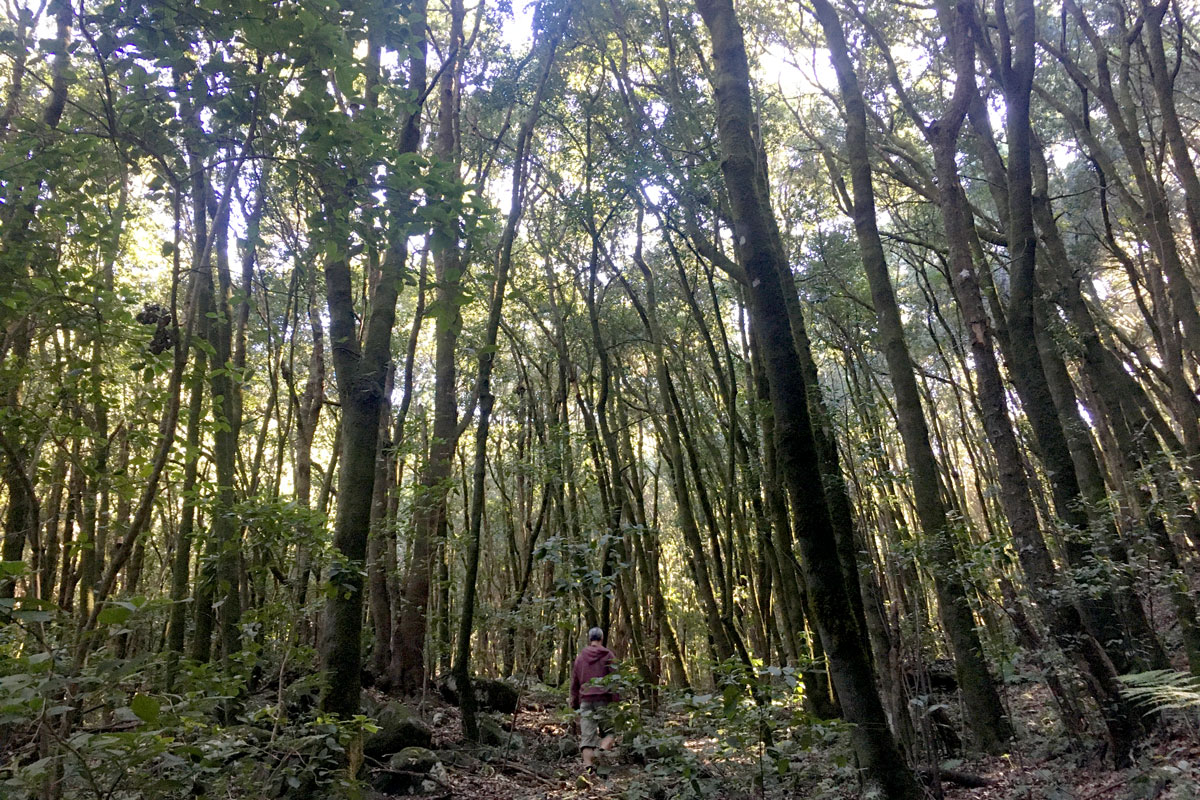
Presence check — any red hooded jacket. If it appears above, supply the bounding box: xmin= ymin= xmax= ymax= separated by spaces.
xmin=570 ymin=643 xmax=618 ymax=709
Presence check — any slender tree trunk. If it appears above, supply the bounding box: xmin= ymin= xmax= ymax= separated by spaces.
xmin=290 ymin=294 xmax=325 ymax=611
xmin=695 ymin=1 xmax=919 ymax=793
xmin=166 ymin=345 xmax=207 ymax=687
xmin=454 ymin=12 xmax=567 ymax=738
xmin=813 ymin=0 xmax=1010 ymax=751
xmin=321 ymin=3 xmax=428 ymax=714
xmin=393 ymin=0 xmax=455 ymax=695
xmin=368 ymin=369 xmax=394 ymax=680
xmin=204 ymin=189 xmax=243 ymax=665
xmin=751 ymin=333 xmax=840 ymax=718
xmin=925 ymin=2 xmax=1140 ymax=761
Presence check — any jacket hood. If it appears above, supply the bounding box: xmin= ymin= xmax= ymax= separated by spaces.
xmin=582 ymin=643 xmax=610 ymax=663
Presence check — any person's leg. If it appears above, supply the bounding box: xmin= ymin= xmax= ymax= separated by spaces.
xmin=597 ymin=701 xmax=615 ymax=752
xmin=579 ymin=701 xmax=601 ymax=771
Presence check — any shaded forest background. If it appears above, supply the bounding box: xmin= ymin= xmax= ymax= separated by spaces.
xmin=3 ymin=0 xmax=1200 ymax=796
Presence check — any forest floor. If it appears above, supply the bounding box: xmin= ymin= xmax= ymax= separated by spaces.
xmin=375 ymin=678 xmax=1200 ymax=800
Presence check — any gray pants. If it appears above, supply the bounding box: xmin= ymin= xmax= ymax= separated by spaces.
xmin=579 ymin=699 xmax=611 ymax=749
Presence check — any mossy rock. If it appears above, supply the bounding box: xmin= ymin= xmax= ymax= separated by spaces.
xmin=364 ymin=702 xmax=432 ymax=758
xmin=440 ymin=675 xmax=520 ymax=714
xmin=477 ymin=678 xmax=520 ymax=713
xmin=535 ymin=736 xmax=579 ymax=761
xmin=389 ymin=746 xmax=439 ymax=772
xmin=478 ymin=715 xmax=507 ymax=747
xmin=471 ymin=714 xmax=526 ymax=750
xmin=372 ymin=747 xmax=441 ymax=795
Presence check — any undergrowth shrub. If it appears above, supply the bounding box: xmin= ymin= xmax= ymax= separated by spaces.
xmin=0 ymin=595 xmax=373 ymax=799
xmin=594 ymin=658 xmax=851 ymax=800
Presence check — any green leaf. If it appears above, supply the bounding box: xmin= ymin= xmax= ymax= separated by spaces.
xmin=130 ymin=694 xmax=160 ymax=725
xmin=26 ymin=652 xmax=53 ymax=672
xmin=97 ymin=605 xmax=132 ymax=625
xmin=14 ymin=609 xmax=52 ymax=624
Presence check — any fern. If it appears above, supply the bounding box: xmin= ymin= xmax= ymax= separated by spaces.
xmin=1118 ymin=670 xmax=1200 ymax=714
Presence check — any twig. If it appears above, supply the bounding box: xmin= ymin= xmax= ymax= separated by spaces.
xmin=494 ymin=759 xmax=555 ymax=785
xmin=1079 ymin=767 xmax=1152 ymax=799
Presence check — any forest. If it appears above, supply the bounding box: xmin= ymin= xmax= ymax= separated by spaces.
xmin=3 ymin=0 xmax=1200 ymax=796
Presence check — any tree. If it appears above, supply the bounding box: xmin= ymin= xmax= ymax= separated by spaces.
xmin=694 ymin=0 xmax=920 ymax=794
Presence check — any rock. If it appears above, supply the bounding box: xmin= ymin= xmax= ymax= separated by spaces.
xmin=372 ymin=747 xmax=442 ymax=795
xmin=473 ymin=714 xmax=526 ymax=750
xmin=478 ymin=715 xmax=506 ymax=747
xmin=440 ymin=675 xmax=520 ymax=714
xmin=364 ymin=702 xmax=432 ymax=759
xmin=390 ymin=746 xmax=439 ymax=772
xmin=437 ymin=675 xmax=460 ymax=704
xmin=478 ymin=678 xmax=520 ymax=713
xmin=536 ymin=737 xmax=579 ymax=761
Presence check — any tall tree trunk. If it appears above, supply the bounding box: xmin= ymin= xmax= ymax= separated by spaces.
xmin=368 ymin=369 xmax=395 ymax=680
xmin=321 ymin=2 xmax=429 ymax=714
xmin=812 ymin=0 xmax=1010 ymax=752
xmin=999 ymin=0 xmax=1147 ymax=680
xmin=392 ymin=0 xmax=457 ymax=694
xmin=205 ymin=185 xmax=244 ymax=665
xmin=1141 ymin=0 xmax=1200 ymax=258
xmin=695 ymin=0 xmax=919 ymax=794
xmin=751 ymin=333 xmax=840 ymax=719
xmin=925 ymin=1 xmax=1140 ymax=762
xmin=166 ymin=345 xmax=207 ymax=687
xmin=455 ymin=10 xmax=568 ymax=738
xmin=290 ymin=294 xmax=325 ymax=611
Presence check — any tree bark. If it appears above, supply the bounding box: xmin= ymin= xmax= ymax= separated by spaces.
xmin=392 ymin=0 xmax=458 ymax=694
xmin=695 ymin=0 xmax=919 ymax=794
xmin=813 ymin=0 xmax=1010 ymax=752
xmin=321 ymin=1 xmax=429 ymax=714
xmin=454 ymin=10 xmax=567 ymax=738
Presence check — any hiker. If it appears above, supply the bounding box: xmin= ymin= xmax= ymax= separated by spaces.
xmin=570 ymin=626 xmax=618 ymax=771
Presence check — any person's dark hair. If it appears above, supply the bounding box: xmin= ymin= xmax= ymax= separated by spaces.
xmin=587 ymin=627 xmax=604 ymax=643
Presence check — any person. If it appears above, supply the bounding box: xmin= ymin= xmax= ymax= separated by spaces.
xmin=570 ymin=626 xmax=618 ymax=772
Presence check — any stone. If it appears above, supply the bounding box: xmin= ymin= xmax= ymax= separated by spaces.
xmin=372 ymin=747 xmax=441 ymax=795
xmin=364 ymin=702 xmax=432 ymax=759
xmin=477 ymin=678 xmax=520 ymax=714
xmin=536 ymin=736 xmax=579 ymax=761
xmin=478 ymin=715 xmax=506 ymax=747
xmin=440 ymin=675 xmax=520 ymax=714
xmin=389 ymin=746 xmax=439 ymax=772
